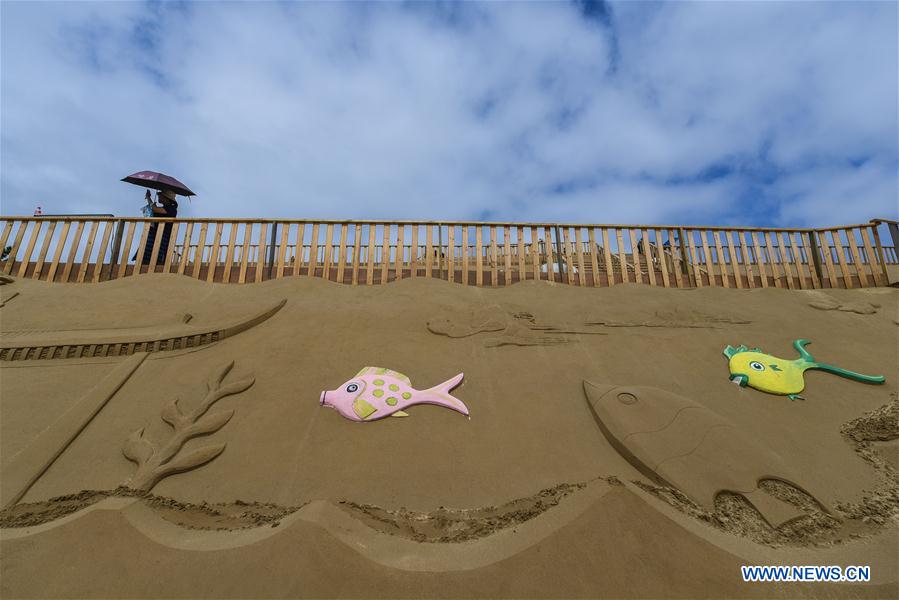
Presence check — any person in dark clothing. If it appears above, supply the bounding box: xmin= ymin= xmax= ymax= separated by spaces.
xmin=136 ymin=189 xmax=179 ymax=265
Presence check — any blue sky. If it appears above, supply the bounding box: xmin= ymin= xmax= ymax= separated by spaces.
xmin=1 ymin=1 xmax=896 ymax=227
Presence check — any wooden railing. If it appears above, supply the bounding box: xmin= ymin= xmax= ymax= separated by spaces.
xmin=0 ymin=216 xmax=895 ymax=289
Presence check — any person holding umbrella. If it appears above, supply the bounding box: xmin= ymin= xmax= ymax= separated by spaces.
xmin=138 ymin=188 xmax=179 ymax=265
xmin=121 ymin=171 xmax=195 ymax=266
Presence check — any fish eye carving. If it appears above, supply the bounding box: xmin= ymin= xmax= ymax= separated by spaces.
xmin=617 ymin=392 xmax=638 ymax=405
xmin=346 ymin=383 xmax=359 ymax=393
xmin=749 ymin=361 xmax=765 ymax=371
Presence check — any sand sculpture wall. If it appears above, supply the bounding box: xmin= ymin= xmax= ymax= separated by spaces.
xmin=0 ymin=233 xmax=897 ymax=597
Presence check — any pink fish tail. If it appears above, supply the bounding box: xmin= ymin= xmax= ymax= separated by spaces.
xmin=424 ymin=373 xmax=469 ymax=416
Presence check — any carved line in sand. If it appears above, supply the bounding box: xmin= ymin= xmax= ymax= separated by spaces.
xmin=584 ymin=308 xmax=752 ymax=328
xmin=0 ymin=291 xmax=18 ymax=308
xmin=427 ymin=306 xmax=606 ymax=347
xmin=0 ymin=298 xmax=286 ymax=361
xmin=582 ymin=381 xmax=835 ymax=528
xmin=803 ymin=291 xmax=880 ymax=315
xmin=427 ymin=305 xmax=750 ymax=347
xmin=0 ymin=489 xmax=301 ymax=531
xmin=337 ymin=480 xmax=595 ymax=543
xmin=123 ymin=361 xmax=255 ymax=491
xmin=1 ymin=353 xmax=148 ymax=508
xmin=0 ymin=275 xmax=16 ymax=307
xmin=0 ymin=478 xmax=615 ymax=573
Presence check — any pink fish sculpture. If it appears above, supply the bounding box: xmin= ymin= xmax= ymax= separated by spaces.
xmin=320 ymin=367 xmax=469 ymax=422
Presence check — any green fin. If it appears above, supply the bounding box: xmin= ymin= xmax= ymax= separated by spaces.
xmin=391 ymin=410 xmax=410 ymax=418
xmin=723 ymin=344 xmax=758 ymax=358
xmin=353 ymin=398 xmax=377 ymax=419
xmin=811 ymin=362 xmax=885 ymax=385
xmin=382 ymin=369 xmax=410 ymax=384
xmin=356 ymin=367 xmax=410 ymax=384
xmin=793 ymin=339 xmax=815 ymax=362
xmin=723 ymin=344 xmax=747 ymax=359
xmin=788 ymin=394 xmax=805 ymax=401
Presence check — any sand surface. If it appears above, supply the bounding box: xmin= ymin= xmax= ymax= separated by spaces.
xmin=0 ymin=274 xmax=897 ymax=598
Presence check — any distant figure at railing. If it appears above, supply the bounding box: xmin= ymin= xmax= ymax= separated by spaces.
xmin=134 ymin=189 xmax=178 ymax=265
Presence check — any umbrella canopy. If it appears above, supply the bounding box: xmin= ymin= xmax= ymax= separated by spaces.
xmin=121 ymin=171 xmax=196 ymax=197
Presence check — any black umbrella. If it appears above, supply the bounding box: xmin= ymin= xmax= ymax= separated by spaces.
xmin=121 ymin=171 xmax=196 ymax=197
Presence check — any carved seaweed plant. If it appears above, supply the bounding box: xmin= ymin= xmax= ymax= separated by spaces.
xmin=122 ymin=361 xmax=255 ymax=491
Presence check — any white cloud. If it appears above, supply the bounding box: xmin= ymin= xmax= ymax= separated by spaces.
xmin=773 ymin=159 xmax=897 ymax=227
xmin=1 ymin=1 xmax=895 ymax=227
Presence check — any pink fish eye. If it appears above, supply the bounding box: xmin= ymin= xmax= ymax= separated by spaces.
xmin=346 ymin=383 xmax=359 ymax=393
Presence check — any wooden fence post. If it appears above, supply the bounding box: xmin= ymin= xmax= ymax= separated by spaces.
xmin=32 ymin=221 xmax=56 ymax=280
xmin=462 ymin=226 xmax=470 ymax=285
xmin=351 ymin=224 xmax=362 ymax=285
xmin=859 ymin=227 xmax=881 ymax=286
xmin=677 ymin=228 xmax=692 ymax=286
xmin=807 ymin=231 xmax=824 ymax=285
xmin=109 ymin=219 xmax=125 ymax=278
xmin=16 ymin=221 xmax=43 ymax=278
xmin=870 ymin=225 xmax=891 ymax=285
xmin=3 ymin=220 xmax=28 ymax=275
xmin=267 ymin=222 xmax=278 ymax=280
xmin=884 ymin=220 xmax=899 ymax=252
xmin=438 ymin=225 xmax=444 ymax=280
xmin=446 ymin=225 xmax=456 ymax=281
xmin=553 ymin=225 xmax=565 ymax=279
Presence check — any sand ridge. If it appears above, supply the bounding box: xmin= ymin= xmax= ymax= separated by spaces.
xmin=337 ymin=479 xmax=604 ymax=543
xmin=3 ymin=485 xmax=896 ymax=597
xmin=0 ymin=487 xmax=302 ymax=531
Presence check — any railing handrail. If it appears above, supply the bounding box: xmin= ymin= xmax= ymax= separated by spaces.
xmin=0 ymin=214 xmax=885 ymax=233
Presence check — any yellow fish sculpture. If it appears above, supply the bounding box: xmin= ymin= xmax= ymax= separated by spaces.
xmin=723 ymin=339 xmax=885 ymax=400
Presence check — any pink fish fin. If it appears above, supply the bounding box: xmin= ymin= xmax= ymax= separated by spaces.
xmin=422 ymin=373 xmax=469 ymax=416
